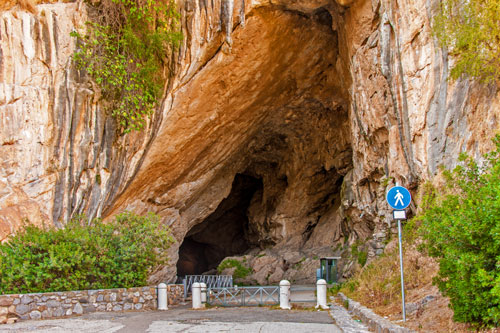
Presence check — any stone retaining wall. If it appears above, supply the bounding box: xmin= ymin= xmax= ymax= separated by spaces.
xmin=337 ymin=293 xmax=414 ymax=333
xmin=0 ymin=284 xmax=184 ymax=324
xmin=167 ymin=284 xmax=184 ymax=306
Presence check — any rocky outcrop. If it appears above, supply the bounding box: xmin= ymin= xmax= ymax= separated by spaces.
xmin=0 ymin=0 xmax=498 ymax=283
xmin=0 ymin=3 xmax=158 ymax=239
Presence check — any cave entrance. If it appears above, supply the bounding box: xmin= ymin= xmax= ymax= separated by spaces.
xmin=176 ymin=174 xmax=262 ymax=276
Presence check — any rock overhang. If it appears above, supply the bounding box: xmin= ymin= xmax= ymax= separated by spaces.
xmin=106 ymin=5 xmax=354 ymax=281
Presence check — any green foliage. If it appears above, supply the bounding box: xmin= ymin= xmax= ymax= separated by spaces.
xmin=380 ymin=176 xmax=393 ymax=188
xmin=217 ymin=259 xmax=251 ymax=280
xmin=419 ymin=135 xmax=500 ymax=326
xmin=71 ymin=0 xmax=182 ymax=133
xmin=351 ymin=241 xmax=368 ymax=267
xmin=433 ymin=0 xmax=500 ymax=83
xmin=0 ymin=212 xmax=173 ymax=294
xmin=327 ymin=283 xmax=342 ymax=296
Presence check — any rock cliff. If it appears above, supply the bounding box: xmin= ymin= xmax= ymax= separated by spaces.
xmin=0 ymin=0 xmax=498 ymax=283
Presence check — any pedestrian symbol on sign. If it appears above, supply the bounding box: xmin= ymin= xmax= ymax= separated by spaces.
xmin=394 ymin=190 xmax=404 ymax=207
xmin=386 ymin=186 xmax=411 ymax=210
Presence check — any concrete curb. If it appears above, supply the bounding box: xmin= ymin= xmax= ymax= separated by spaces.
xmin=336 ymin=293 xmax=415 ymax=333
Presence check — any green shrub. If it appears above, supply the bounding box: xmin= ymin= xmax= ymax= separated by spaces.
xmin=217 ymin=259 xmax=251 ymax=280
xmin=71 ymin=0 xmax=182 ymax=133
xmin=433 ymin=0 xmax=500 ymax=83
xmin=351 ymin=241 xmax=368 ymax=267
xmin=419 ymin=135 xmax=500 ymax=326
xmin=0 ymin=212 xmax=173 ymax=294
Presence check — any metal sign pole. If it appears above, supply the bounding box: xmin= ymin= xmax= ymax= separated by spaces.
xmin=397 ymin=218 xmax=406 ymax=322
xmin=387 ymin=183 xmax=410 ymax=322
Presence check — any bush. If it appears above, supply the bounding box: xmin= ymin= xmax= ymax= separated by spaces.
xmin=433 ymin=0 xmax=500 ymax=83
xmin=71 ymin=0 xmax=182 ymax=133
xmin=419 ymin=135 xmax=500 ymax=326
xmin=0 ymin=212 xmax=173 ymax=294
xmin=217 ymin=259 xmax=251 ymax=280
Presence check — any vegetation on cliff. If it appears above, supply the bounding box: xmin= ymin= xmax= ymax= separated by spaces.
xmin=217 ymin=258 xmax=252 ymax=280
xmin=71 ymin=0 xmax=182 ymax=133
xmin=0 ymin=212 xmax=173 ymax=294
xmin=434 ymin=0 xmax=500 ymax=83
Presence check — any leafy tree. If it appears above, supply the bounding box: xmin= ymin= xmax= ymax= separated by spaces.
xmin=0 ymin=212 xmax=173 ymax=294
xmin=419 ymin=135 xmax=500 ymax=326
xmin=71 ymin=0 xmax=182 ymax=133
xmin=433 ymin=0 xmax=500 ymax=83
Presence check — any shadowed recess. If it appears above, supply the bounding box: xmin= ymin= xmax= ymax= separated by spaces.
xmin=176 ymin=174 xmax=263 ymax=276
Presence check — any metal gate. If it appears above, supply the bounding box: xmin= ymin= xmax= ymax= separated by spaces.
xmin=207 ymin=286 xmax=280 ymax=306
xmin=290 ymin=285 xmax=316 ymax=303
xmin=183 ymin=275 xmax=233 ymax=298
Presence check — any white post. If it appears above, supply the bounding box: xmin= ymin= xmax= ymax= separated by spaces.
xmin=279 ymin=280 xmax=291 ymax=310
xmin=157 ymin=283 xmax=168 ymax=310
xmin=192 ymin=282 xmax=202 ymax=309
xmin=316 ymin=279 xmax=328 ymax=309
xmin=200 ymin=282 xmax=207 ymax=306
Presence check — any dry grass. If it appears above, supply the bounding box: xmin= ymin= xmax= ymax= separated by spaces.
xmin=341 ymin=240 xmax=436 ymax=315
xmin=339 ymin=238 xmax=493 ymax=332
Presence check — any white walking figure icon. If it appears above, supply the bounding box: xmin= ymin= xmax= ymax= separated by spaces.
xmin=394 ymin=190 xmax=405 ymax=207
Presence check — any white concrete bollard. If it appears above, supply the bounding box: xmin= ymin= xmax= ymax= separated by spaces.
xmin=279 ymin=280 xmax=291 ymax=310
xmin=200 ymin=283 xmax=207 ymax=306
xmin=157 ymin=283 xmax=168 ymax=310
xmin=192 ymin=282 xmax=202 ymax=309
xmin=316 ymin=279 xmax=329 ymax=309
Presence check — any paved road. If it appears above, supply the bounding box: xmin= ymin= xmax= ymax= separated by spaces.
xmin=0 ymin=305 xmax=342 ymax=333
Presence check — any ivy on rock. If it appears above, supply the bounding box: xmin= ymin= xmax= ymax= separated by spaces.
xmin=71 ymin=0 xmax=182 ymax=134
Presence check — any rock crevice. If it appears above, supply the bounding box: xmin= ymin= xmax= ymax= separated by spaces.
xmin=0 ymin=0 xmax=499 ymax=283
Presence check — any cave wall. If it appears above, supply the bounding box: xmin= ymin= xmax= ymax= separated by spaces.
xmin=0 ymin=0 xmax=499 ymax=283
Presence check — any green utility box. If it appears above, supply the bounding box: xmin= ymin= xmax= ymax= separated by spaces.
xmin=317 ymin=257 xmax=340 ymax=284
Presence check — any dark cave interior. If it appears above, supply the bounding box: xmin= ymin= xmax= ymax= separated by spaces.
xmin=176 ymin=174 xmax=262 ymax=276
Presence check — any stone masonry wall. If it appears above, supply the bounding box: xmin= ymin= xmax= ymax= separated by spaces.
xmin=167 ymin=284 xmax=184 ymax=306
xmin=0 ymin=284 xmax=184 ymax=324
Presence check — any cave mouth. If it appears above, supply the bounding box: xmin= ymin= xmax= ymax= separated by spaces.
xmin=176 ymin=174 xmax=263 ymax=276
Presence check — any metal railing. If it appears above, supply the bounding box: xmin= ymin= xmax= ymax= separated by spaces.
xmin=290 ymin=285 xmax=316 ymax=303
xmin=183 ymin=275 xmax=233 ymax=298
xmin=207 ymin=286 xmax=280 ymax=307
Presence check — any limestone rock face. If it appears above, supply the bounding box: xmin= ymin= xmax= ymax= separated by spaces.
xmin=0 ymin=3 xmax=157 ymax=239
xmin=0 ymin=0 xmax=499 ymax=283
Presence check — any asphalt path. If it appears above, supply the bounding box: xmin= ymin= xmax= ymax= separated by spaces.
xmin=0 ymin=305 xmax=341 ymax=333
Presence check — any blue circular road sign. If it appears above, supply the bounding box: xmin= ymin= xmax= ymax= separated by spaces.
xmin=386 ymin=186 xmax=411 ymax=210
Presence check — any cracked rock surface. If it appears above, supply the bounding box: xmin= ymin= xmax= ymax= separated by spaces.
xmin=0 ymin=0 xmax=499 ymax=283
